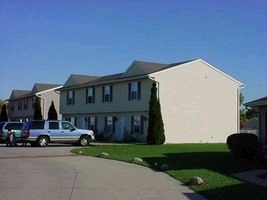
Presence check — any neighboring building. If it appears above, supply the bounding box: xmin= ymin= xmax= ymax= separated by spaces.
xmin=241 ymin=117 xmax=259 ymax=134
xmin=7 ymin=83 xmax=62 ymax=121
xmin=59 ymin=59 xmax=244 ymax=143
xmin=245 ymin=96 xmax=267 ymax=146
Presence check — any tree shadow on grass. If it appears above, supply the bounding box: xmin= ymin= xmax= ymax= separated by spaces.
xmin=189 ymin=182 xmax=267 ymax=200
xmin=141 ymin=151 xmax=267 ymax=174
xmin=141 ymin=152 xmax=267 ymax=200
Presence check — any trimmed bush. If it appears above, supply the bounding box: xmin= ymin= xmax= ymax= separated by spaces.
xmin=227 ymin=133 xmax=260 ymax=160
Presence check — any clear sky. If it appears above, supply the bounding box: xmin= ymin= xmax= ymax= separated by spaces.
xmin=0 ymin=0 xmax=266 ymax=103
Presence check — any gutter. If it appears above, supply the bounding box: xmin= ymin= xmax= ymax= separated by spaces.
xmin=35 ymin=93 xmax=46 ymax=119
xmin=148 ymin=75 xmax=160 ymax=99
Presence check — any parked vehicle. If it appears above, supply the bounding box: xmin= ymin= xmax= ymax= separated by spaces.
xmin=21 ymin=120 xmax=95 ymax=147
xmin=0 ymin=121 xmax=25 ymax=143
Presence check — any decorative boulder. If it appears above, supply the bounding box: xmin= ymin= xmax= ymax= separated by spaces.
xmin=132 ymin=157 xmax=143 ymax=163
xmin=160 ymin=163 xmax=169 ymax=171
xmin=187 ymin=176 xmax=204 ymax=186
xmin=99 ymin=152 xmax=109 ymax=158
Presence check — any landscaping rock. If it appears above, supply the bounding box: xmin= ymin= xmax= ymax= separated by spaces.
xmin=99 ymin=152 xmax=109 ymax=158
xmin=160 ymin=163 xmax=169 ymax=171
xmin=132 ymin=157 xmax=143 ymax=163
xmin=187 ymin=176 xmax=204 ymax=186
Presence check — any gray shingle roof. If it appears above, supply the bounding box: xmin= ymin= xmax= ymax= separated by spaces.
xmin=63 ymin=74 xmax=99 ymax=87
xmin=121 ymin=60 xmax=169 ymax=78
xmin=60 ymin=59 xmax=196 ymax=90
xmin=9 ymin=90 xmax=31 ymax=99
xmin=31 ymin=83 xmax=62 ymax=93
xmin=7 ymin=83 xmax=62 ymax=100
xmin=245 ymin=96 xmax=267 ymax=107
xmin=121 ymin=60 xmax=195 ymax=78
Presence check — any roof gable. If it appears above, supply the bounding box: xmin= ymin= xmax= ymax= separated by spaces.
xmin=63 ymin=74 xmax=99 ymax=87
xmin=121 ymin=60 xmax=168 ymax=78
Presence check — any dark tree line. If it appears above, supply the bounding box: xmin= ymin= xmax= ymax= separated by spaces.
xmin=0 ymin=104 xmax=8 ymax=122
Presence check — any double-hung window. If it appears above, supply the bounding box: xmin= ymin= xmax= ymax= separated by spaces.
xmin=9 ymin=101 xmax=14 ymax=111
xmin=23 ymin=99 xmax=28 ymax=110
xmin=86 ymin=87 xmax=95 ymax=104
xmin=88 ymin=116 xmax=97 ymax=131
xmin=18 ymin=100 xmax=22 ymax=110
xmin=32 ymin=97 xmax=35 ymax=108
xmin=105 ymin=116 xmax=115 ymax=133
xmin=132 ymin=116 xmax=141 ymax=134
xmin=131 ymin=115 xmax=144 ymax=135
xmin=102 ymin=85 xmax=113 ymax=102
xmin=128 ymin=81 xmax=141 ymax=101
xmin=67 ymin=90 xmax=75 ymax=105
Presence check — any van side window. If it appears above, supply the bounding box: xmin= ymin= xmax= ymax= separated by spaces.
xmin=30 ymin=121 xmax=45 ymax=129
xmin=5 ymin=123 xmax=23 ymax=130
xmin=62 ymin=122 xmax=75 ymax=130
xmin=49 ymin=122 xmax=59 ymax=130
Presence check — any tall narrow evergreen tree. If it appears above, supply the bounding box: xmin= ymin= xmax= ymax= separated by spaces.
xmin=0 ymin=104 xmax=8 ymax=122
xmin=48 ymin=101 xmax=58 ymax=120
xmin=146 ymin=82 xmax=165 ymax=145
xmin=34 ymin=97 xmax=43 ymax=120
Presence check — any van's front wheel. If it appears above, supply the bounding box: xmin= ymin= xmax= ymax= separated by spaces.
xmin=79 ymin=135 xmax=90 ymax=146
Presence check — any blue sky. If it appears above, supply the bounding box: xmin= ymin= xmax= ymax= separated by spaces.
xmin=0 ymin=0 xmax=266 ymax=103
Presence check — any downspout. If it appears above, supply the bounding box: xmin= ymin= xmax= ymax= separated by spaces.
xmin=238 ymin=84 xmax=245 ymax=133
xmin=237 ymin=89 xmax=240 ymax=133
xmin=36 ymin=93 xmax=46 ymax=119
xmin=148 ymin=76 xmax=160 ymax=99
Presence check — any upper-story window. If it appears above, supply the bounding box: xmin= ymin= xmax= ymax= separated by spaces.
xmin=102 ymin=85 xmax=113 ymax=102
xmin=67 ymin=90 xmax=75 ymax=105
xmin=86 ymin=87 xmax=95 ymax=104
xmin=23 ymin=99 xmax=28 ymax=110
xmin=32 ymin=97 xmax=35 ymax=108
xmin=18 ymin=100 xmax=22 ymax=110
xmin=128 ymin=81 xmax=141 ymax=101
xmin=9 ymin=101 xmax=14 ymax=111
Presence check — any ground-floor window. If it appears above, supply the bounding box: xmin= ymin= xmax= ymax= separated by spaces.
xmin=64 ymin=117 xmax=77 ymax=127
xmin=105 ymin=116 xmax=116 ymax=134
xmin=87 ymin=116 xmax=97 ymax=132
xmin=131 ymin=115 xmax=145 ymax=135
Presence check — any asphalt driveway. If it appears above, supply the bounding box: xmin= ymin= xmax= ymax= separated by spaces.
xmin=0 ymin=144 xmax=206 ymax=200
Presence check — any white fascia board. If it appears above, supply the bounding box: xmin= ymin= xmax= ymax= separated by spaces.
xmin=35 ymin=86 xmax=63 ymax=96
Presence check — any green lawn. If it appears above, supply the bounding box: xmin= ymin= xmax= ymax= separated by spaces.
xmin=71 ymin=143 xmax=267 ymax=200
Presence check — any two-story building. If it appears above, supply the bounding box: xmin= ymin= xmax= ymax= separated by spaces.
xmin=59 ymin=59 xmax=244 ymax=143
xmin=7 ymin=83 xmax=62 ymax=121
xmin=245 ymin=96 xmax=267 ymax=147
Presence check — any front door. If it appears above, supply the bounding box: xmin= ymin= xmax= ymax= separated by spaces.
xmin=117 ymin=116 xmax=125 ymax=141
